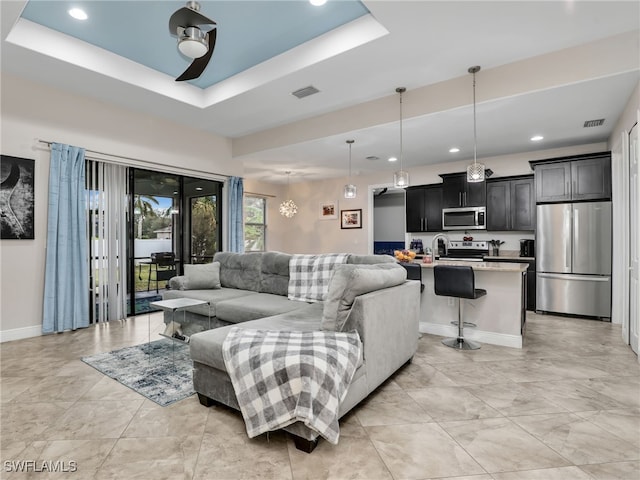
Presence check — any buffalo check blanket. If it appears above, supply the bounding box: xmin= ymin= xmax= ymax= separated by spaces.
xmin=288 ymin=253 xmax=350 ymax=302
xmin=222 ymin=327 xmax=362 ymax=444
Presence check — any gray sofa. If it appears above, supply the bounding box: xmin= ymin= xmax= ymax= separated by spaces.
xmin=163 ymin=251 xmax=420 ymax=452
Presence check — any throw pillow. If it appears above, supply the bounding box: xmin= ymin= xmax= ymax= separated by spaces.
xmin=288 ymin=253 xmax=350 ymax=303
xmin=321 ymin=263 xmax=407 ymax=331
xmin=182 ymin=262 xmax=221 ymax=290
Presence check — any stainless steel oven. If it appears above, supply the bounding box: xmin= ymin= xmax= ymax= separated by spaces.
xmin=442 ymin=206 xmax=486 ymax=230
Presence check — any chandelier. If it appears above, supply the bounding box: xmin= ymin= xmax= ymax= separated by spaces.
xmin=466 ymin=66 xmax=485 ymax=183
xmin=279 ymin=171 xmax=298 ymax=218
xmin=393 ymin=87 xmax=409 ymax=188
xmin=344 ymin=139 xmax=356 ymax=199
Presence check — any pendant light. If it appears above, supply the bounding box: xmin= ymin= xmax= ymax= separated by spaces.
xmin=344 ymin=139 xmax=356 ymax=199
xmin=466 ymin=65 xmax=485 ymax=183
xmin=279 ymin=171 xmax=298 ymax=218
xmin=393 ymin=87 xmax=409 ymax=188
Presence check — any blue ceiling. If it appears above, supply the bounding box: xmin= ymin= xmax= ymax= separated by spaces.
xmin=20 ymin=0 xmax=369 ymax=89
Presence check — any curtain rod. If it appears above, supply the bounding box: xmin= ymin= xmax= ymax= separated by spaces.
xmin=245 ymin=191 xmax=276 ymax=198
xmin=37 ymin=139 xmax=231 ymax=182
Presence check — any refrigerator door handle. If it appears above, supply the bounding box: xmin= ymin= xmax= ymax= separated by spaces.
xmin=538 ymin=273 xmax=610 ymax=282
xmin=565 ymin=208 xmax=572 ymax=269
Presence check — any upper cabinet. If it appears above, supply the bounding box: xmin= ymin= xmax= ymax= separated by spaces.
xmin=439 ymin=172 xmax=486 ymax=208
xmin=486 ymin=175 xmax=535 ymax=231
xmin=530 ymin=152 xmax=611 ymax=203
xmin=405 ymin=184 xmax=443 ymax=232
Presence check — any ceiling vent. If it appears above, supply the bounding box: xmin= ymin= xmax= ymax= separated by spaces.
xmin=291 ymin=85 xmax=319 ymax=99
xmin=366 ymin=155 xmax=380 ymax=161
xmin=584 ymin=119 xmax=605 ymax=128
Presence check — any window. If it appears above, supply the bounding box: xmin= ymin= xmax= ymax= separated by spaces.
xmin=244 ymin=195 xmax=266 ymax=252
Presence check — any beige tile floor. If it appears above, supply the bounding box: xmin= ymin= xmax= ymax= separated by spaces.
xmin=1 ymin=312 xmax=639 ymax=479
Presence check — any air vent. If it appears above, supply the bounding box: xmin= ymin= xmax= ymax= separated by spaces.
xmin=366 ymin=155 xmax=380 ymax=161
xmin=584 ymin=119 xmax=605 ymax=128
xmin=291 ymin=85 xmax=320 ymax=99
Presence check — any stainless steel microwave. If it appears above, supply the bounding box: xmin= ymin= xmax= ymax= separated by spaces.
xmin=442 ymin=206 xmax=486 ymax=230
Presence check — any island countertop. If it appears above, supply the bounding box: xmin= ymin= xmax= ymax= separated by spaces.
xmin=415 ymin=260 xmax=529 ymax=272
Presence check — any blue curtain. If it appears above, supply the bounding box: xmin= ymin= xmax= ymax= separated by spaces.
xmin=228 ymin=176 xmax=244 ymax=253
xmin=42 ymin=143 xmax=89 ymax=333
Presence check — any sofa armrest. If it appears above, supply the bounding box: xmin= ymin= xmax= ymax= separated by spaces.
xmin=345 ymin=281 xmax=420 ymax=393
xmin=169 ymin=275 xmax=187 ymax=290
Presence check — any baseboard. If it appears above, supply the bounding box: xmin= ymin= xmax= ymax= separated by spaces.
xmin=0 ymin=325 xmax=42 ymax=343
xmin=419 ymin=322 xmax=523 ymax=349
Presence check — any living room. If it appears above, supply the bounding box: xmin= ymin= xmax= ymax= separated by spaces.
xmin=1 ymin=1 xmax=639 ymax=478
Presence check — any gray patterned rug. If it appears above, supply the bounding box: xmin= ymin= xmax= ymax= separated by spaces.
xmin=82 ymin=339 xmax=194 ymax=406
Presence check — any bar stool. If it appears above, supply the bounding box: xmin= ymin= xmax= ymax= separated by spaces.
xmin=399 ymin=262 xmax=425 ymax=292
xmin=433 ymin=265 xmax=486 ymax=350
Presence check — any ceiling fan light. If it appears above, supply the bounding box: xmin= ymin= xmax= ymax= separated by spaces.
xmin=178 ymin=27 xmax=208 ymax=58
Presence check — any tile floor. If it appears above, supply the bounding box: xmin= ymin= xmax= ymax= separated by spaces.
xmin=1 ymin=312 xmax=639 ymax=479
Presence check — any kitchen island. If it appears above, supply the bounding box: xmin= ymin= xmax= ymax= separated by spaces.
xmin=416 ymin=260 xmax=529 ymax=348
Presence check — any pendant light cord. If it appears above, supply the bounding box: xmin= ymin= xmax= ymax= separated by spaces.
xmin=399 ymin=90 xmax=404 ymax=171
xmin=472 ymin=70 xmax=477 ymax=166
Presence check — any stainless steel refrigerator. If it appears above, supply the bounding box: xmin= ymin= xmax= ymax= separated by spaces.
xmin=536 ymin=201 xmax=612 ymax=318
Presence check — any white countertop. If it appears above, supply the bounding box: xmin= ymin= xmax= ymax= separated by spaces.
xmin=416 ymin=260 xmax=529 ymax=272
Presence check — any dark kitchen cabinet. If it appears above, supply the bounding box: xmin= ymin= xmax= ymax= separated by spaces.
xmin=531 ymin=152 xmax=611 ymax=203
xmin=405 ymin=184 xmax=443 ymax=232
xmin=440 ymin=172 xmax=486 ymax=208
xmin=487 ymin=175 xmax=535 ymax=231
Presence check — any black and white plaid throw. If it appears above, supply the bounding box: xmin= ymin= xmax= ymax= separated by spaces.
xmin=222 ymin=327 xmax=362 ymax=444
xmin=288 ymin=253 xmax=349 ymax=302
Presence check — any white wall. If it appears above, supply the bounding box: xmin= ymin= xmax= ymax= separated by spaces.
xmin=608 ymin=81 xmax=639 ymax=332
xmin=374 ymin=192 xmax=405 ymax=242
xmin=0 ymin=74 xmax=235 ymax=341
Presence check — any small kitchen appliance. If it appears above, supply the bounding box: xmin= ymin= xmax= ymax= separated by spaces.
xmin=520 ymin=239 xmax=534 ymax=257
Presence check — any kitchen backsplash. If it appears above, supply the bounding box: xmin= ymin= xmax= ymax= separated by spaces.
xmin=406 ymin=231 xmax=535 ymax=254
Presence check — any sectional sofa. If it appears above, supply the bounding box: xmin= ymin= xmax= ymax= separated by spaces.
xmin=162 ymin=251 xmax=420 ymax=452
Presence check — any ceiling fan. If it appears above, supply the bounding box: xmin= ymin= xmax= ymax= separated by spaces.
xmin=169 ymin=1 xmax=217 ymax=82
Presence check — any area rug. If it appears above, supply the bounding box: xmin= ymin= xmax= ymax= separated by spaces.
xmin=82 ymin=339 xmax=194 ymax=406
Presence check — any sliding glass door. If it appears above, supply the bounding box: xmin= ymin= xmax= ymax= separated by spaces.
xmin=130 ymin=169 xmax=222 ymax=314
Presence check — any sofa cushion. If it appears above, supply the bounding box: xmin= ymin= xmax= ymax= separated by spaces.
xmin=183 ymin=262 xmax=221 ymax=290
xmin=259 ymin=251 xmax=292 ymax=296
xmin=163 ymin=288 xmax=256 ymax=317
xmin=321 ymin=263 xmax=407 ymax=331
xmin=215 ymin=293 xmax=309 ymax=324
xmin=190 ymin=303 xmax=324 ymax=371
xmin=213 ymin=252 xmax=262 ymax=292
xmin=347 ymin=254 xmax=396 ymax=265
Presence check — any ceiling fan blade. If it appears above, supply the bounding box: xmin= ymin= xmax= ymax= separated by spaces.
xmin=175 ymin=29 xmax=216 ymax=82
xmin=169 ymin=6 xmax=216 ymax=35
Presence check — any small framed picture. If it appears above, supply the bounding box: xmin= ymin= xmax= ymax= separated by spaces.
xmin=319 ymin=201 xmax=338 ymax=220
xmin=340 ymin=209 xmax=362 ymax=229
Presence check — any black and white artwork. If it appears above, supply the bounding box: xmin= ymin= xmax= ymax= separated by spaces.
xmin=1 ymin=155 xmax=35 ymax=239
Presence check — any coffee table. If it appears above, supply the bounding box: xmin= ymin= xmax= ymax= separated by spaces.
xmin=149 ymin=298 xmax=211 ymax=365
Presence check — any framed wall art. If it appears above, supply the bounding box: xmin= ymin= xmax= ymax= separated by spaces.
xmin=319 ymin=200 xmax=338 ymax=220
xmin=1 ymin=155 xmax=35 ymax=239
xmin=340 ymin=209 xmax=362 ymax=229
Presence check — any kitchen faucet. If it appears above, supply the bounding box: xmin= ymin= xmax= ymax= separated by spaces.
xmin=431 ymin=233 xmax=450 ymax=263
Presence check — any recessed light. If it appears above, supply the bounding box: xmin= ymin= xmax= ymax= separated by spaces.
xmin=449 ymin=147 xmax=460 ymax=153
xmin=309 ymin=0 xmax=327 ymax=5
xmin=530 ymin=135 xmax=544 ymax=142
xmin=388 ymin=156 xmax=398 ymax=162
xmin=195 ymin=187 xmax=203 ymax=191
xmin=68 ymin=8 xmax=88 ymax=20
